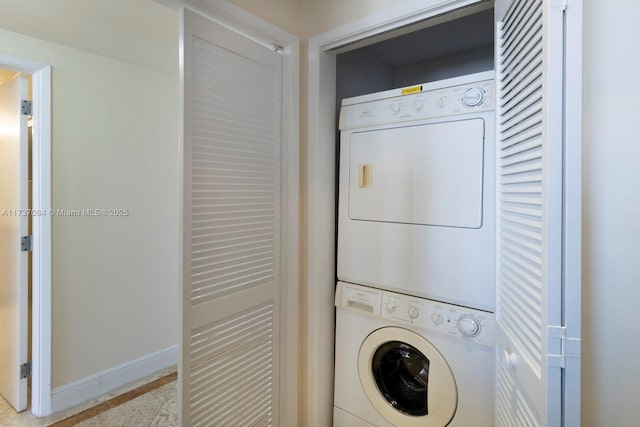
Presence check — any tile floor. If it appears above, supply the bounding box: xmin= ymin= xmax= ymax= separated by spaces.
xmin=0 ymin=368 xmax=177 ymax=426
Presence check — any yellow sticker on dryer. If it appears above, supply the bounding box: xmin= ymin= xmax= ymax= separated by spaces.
xmin=402 ymin=85 xmax=423 ymax=95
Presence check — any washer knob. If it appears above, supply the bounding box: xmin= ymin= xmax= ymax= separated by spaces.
xmin=457 ymin=315 xmax=481 ymax=338
xmin=385 ymin=300 xmax=399 ymax=313
xmin=431 ymin=312 xmax=443 ymax=325
xmin=413 ymin=100 xmax=424 ymax=111
xmin=462 ymin=87 xmax=485 ymax=107
xmin=407 ymin=305 xmax=419 ymax=319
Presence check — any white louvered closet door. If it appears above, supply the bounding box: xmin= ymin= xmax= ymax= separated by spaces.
xmin=494 ymin=0 xmax=566 ymax=426
xmin=180 ymin=8 xmax=282 ymax=426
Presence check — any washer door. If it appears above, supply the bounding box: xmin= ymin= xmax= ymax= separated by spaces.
xmin=358 ymin=327 xmax=457 ymax=427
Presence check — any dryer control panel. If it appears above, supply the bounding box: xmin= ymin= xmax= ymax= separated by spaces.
xmin=339 ymin=72 xmax=494 ymax=130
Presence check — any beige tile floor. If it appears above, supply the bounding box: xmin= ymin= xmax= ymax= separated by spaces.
xmin=72 ymin=382 xmax=176 ymax=427
xmin=0 ymin=368 xmax=177 ymax=427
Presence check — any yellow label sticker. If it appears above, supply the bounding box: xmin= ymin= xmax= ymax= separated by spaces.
xmin=402 ymin=85 xmax=423 ymax=95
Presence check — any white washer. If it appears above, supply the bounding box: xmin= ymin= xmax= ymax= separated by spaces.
xmin=334 ymin=282 xmax=494 ymax=427
xmin=337 ymin=71 xmax=496 ymax=311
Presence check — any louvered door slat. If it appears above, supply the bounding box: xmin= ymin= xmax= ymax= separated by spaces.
xmin=501 ymin=93 xmax=542 ymax=128
xmin=501 ymin=11 xmax=543 ymax=64
xmin=495 ymin=0 xmax=565 ymax=425
xmin=182 ymin=8 xmax=282 ymax=427
xmin=501 ymin=0 xmax=536 ymax=38
xmin=500 ymin=41 xmax=543 ymax=92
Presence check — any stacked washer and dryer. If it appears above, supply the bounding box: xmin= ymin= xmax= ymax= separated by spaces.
xmin=334 ymin=71 xmax=496 ymax=427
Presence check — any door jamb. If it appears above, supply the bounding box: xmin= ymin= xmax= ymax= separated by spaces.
xmin=0 ymin=53 xmax=52 ymax=417
xmin=305 ymin=0 xmax=537 ymax=425
xmin=561 ymin=1 xmax=583 ymax=425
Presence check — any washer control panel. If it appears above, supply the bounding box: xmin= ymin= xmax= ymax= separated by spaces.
xmin=380 ymin=290 xmax=494 ymax=346
xmin=336 ymin=281 xmax=495 ymax=346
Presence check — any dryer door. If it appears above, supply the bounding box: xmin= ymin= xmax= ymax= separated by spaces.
xmin=359 ymin=327 xmax=457 ymax=427
xmin=348 ymin=118 xmax=485 ymax=228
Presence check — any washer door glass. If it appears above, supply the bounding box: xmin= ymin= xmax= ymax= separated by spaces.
xmin=358 ymin=327 xmax=457 ymax=427
xmin=372 ymin=341 xmax=430 ymax=416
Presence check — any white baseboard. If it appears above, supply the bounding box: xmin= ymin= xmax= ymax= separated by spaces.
xmin=51 ymin=345 xmax=177 ymax=413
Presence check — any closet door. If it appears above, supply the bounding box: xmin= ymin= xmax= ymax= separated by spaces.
xmin=180 ymin=8 xmax=282 ymax=426
xmin=494 ymin=0 xmax=567 ymax=425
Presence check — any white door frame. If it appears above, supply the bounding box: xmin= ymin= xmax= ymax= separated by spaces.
xmin=305 ymin=0 xmax=581 ymax=425
xmin=561 ymin=1 xmax=583 ymax=425
xmin=156 ymin=1 xmax=299 ymax=425
xmin=0 ymin=53 xmax=52 ymax=416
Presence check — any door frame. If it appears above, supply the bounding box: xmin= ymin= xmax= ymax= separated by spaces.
xmin=305 ymin=0 xmax=582 ymax=425
xmin=0 ymin=53 xmax=52 ymax=416
xmin=561 ymin=1 xmax=583 ymax=425
xmin=156 ymin=0 xmax=300 ymax=425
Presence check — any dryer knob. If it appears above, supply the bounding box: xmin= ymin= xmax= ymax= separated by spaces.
xmin=457 ymin=315 xmax=481 ymax=338
xmin=462 ymin=87 xmax=485 ymax=107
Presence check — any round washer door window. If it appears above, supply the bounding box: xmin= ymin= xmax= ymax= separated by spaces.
xmin=359 ymin=327 xmax=458 ymax=427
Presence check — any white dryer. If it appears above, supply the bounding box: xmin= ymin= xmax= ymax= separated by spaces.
xmin=333 ymin=281 xmax=494 ymax=427
xmin=337 ymin=71 xmax=496 ymax=311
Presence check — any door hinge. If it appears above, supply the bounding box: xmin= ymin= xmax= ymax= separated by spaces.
xmin=20 ymin=362 xmax=31 ymax=379
xmin=547 ymin=325 xmax=566 ymax=368
xmin=21 ymin=235 xmax=33 ymax=252
xmin=21 ymin=100 xmax=33 ymax=116
xmin=547 ymin=325 xmax=581 ymax=368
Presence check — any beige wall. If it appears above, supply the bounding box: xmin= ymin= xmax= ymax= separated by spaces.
xmin=0 ymin=0 xmax=176 ymax=74
xmin=229 ymin=0 xmax=301 ymax=36
xmin=0 ymin=1 xmax=180 ymax=388
xmin=581 ymin=0 xmax=640 ymax=425
xmin=301 ymin=0 xmax=407 ymax=37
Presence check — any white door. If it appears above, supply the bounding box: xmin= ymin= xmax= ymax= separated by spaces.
xmin=494 ymin=0 xmax=568 ymax=425
xmin=0 ymin=74 xmax=29 ymax=412
xmin=180 ymin=8 xmax=283 ymax=426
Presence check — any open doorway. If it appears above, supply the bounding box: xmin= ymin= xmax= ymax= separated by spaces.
xmin=0 ymin=54 xmax=52 ymax=417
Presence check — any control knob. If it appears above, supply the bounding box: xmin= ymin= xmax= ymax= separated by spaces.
xmin=457 ymin=315 xmax=481 ymax=338
xmin=462 ymin=87 xmax=485 ymax=107
xmin=431 ymin=312 xmax=443 ymax=325
xmin=407 ymin=305 xmax=419 ymax=319
xmin=385 ymin=300 xmax=399 ymax=314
